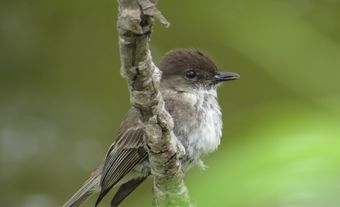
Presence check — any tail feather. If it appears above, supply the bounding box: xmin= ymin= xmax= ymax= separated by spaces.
xmin=111 ymin=176 xmax=147 ymax=207
xmin=63 ymin=167 xmax=102 ymax=207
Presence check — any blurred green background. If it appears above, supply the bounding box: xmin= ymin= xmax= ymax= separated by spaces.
xmin=1 ymin=0 xmax=340 ymax=206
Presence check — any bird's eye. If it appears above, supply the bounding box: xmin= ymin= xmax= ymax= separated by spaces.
xmin=185 ymin=70 xmax=196 ymax=79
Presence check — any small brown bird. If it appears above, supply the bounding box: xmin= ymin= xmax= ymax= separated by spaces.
xmin=63 ymin=49 xmax=239 ymax=207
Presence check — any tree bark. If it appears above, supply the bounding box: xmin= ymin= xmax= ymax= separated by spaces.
xmin=116 ymin=0 xmax=191 ymax=206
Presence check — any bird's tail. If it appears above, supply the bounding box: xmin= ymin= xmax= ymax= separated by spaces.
xmin=63 ymin=166 xmax=102 ymax=207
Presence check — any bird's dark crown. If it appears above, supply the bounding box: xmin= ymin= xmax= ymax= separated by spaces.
xmin=159 ymin=48 xmax=218 ymax=76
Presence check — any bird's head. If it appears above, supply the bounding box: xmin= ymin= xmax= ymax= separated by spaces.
xmin=159 ymin=49 xmax=239 ymax=93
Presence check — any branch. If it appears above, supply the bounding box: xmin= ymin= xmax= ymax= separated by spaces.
xmin=116 ymin=0 xmax=191 ymax=206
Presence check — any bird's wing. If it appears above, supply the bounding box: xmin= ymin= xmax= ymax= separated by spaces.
xmin=95 ymin=125 xmax=148 ymax=206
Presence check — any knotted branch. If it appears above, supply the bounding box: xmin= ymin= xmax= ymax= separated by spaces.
xmin=117 ymin=0 xmax=191 ymax=206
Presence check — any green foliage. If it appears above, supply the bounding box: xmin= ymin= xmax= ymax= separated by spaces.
xmin=1 ymin=0 xmax=340 ymax=206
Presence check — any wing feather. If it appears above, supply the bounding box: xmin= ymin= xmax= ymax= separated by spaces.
xmin=95 ymin=126 xmax=147 ymax=206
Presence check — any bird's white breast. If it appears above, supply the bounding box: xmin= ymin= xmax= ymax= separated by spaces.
xmin=163 ymin=88 xmax=223 ymax=163
xmin=184 ymin=89 xmax=222 ymax=159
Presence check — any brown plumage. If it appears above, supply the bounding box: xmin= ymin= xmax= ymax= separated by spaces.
xmin=160 ymin=49 xmax=218 ymax=76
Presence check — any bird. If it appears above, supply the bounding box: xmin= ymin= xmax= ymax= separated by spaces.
xmin=63 ymin=48 xmax=239 ymax=207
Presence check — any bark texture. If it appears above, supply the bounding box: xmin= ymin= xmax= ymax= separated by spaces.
xmin=117 ymin=0 xmax=191 ymax=206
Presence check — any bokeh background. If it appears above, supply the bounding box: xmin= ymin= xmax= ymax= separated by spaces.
xmin=1 ymin=0 xmax=340 ymax=206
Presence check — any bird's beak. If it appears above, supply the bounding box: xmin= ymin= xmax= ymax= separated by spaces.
xmin=214 ymin=71 xmax=240 ymax=82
